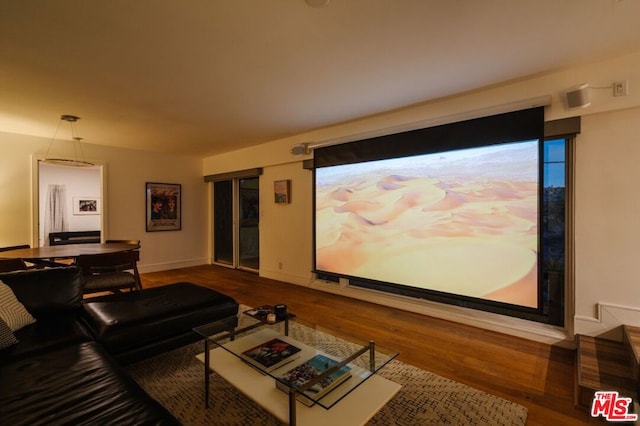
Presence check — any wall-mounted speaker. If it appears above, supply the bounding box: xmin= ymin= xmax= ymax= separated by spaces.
xmin=565 ymin=83 xmax=591 ymax=109
xmin=305 ymin=0 xmax=330 ymax=7
xmin=290 ymin=143 xmax=311 ymax=156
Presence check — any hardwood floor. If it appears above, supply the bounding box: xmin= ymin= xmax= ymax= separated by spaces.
xmin=142 ymin=264 xmax=592 ymax=425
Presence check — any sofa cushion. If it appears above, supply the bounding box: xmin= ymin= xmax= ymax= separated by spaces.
xmin=0 ymin=266 xmax=83 ymax=317
xmin=0 ymin=341 xmax=179 ymax=426
xmin=0 ymin=317 xmax=18 ymax=349
xmin=0 ymin=313 xmax=93 ymax=363
xmin=0 ymin=281 xmax=36 ymax=331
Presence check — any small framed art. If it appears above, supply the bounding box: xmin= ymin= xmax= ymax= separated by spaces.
xmin=274 ymin=180 xmax=291 ymax=204
xmin=73 ymin=196 xmax=100 ymax=215
xmin=146 ymin=182 xmax=181 ymax=232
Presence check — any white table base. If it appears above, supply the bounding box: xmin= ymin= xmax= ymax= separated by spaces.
xmin=196 ymin=348 xmax=401 ymax=426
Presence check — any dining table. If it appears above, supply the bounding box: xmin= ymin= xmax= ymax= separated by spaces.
xmin=0 ymin=242 xmax=140 ymax=266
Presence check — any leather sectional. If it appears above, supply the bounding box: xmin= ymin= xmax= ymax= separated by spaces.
xmin=0 ymin=266 xmax=239 ymax=425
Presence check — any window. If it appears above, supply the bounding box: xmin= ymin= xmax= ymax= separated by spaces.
xmin=541 ymin=138 xmax=567 ymax=325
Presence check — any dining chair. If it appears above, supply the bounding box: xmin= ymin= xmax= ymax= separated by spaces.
xmin=75 ymin=250 xmax=142 ymax=295
xmin=0 ymin=245 xmax=38 ymax=270
xmin=0 ymin=258 xmax=29 ymax=273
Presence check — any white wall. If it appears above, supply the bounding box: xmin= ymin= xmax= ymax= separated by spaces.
xmin=573 ymin=107 xmax=640 ymax=340
xmin=203 ymin=50 xmax=640 ymax=345
xmin=1 ymin=132 xmax=207 ymax=272
xmin=259 ymin=162 xmax=313 ymax=283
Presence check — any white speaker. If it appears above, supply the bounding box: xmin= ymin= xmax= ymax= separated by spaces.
xmin=306 ymin=0 xmax=330 ymax=7
xmin=290 ymin=143 xmax=311 ymax=156
xmin=565 ymin=84 xmax=591 ymax=109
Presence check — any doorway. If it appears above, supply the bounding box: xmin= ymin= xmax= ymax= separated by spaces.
xmin=213 ymin=176 xmax=259 ymax=271
xmin=35 ymin=160 xmax=104 ymax=247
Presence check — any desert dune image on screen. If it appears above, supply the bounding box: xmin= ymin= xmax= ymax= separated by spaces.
xmin=315 ymin=140 xmax=539 ymax=308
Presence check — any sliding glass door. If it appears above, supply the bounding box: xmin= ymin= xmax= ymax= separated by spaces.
xmin=213 ymin=177 xmax=259 ymax=271
xmin=238 ymin=178 xmax=259 ymax=270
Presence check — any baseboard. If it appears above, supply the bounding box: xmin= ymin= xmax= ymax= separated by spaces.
xmin=574 ymin=303 xmax=640 ymax=341
xmin=260 ymin=269 xmax=314 ymax=287
xmin=138 ymin=258 xmax=208 ymax=274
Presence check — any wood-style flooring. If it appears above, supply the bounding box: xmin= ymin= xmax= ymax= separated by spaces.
xmin=141 ymin=264 xmax=592 ymax=425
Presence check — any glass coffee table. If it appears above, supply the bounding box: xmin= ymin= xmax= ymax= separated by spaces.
xmin=193 ymin=307 xmax=400 ymax=426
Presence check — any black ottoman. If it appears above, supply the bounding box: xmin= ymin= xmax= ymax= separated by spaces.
xmin=81 ymin=282 xmax=238 ymax=364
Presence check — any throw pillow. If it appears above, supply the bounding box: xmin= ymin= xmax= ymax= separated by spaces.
xmin=0 ymin=280 xmax=36 ymax=331
xmin=0 ymin=317 xmax=18 ymax=349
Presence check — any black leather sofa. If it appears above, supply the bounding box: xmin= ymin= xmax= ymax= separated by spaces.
xmin=0 ymin=266 xmax=239 ymax=425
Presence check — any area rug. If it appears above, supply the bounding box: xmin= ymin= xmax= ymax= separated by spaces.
xmin=125 ymin=316 xmax=527 ymax=425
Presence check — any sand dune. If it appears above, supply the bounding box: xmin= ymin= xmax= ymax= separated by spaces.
xmin=316 ymin=171 xmax=538 ymax=308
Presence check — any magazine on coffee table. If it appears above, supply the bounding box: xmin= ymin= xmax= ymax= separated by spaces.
xmin=241 ymin=337 xmax=302 ymax=371
xmin=276 ymin=354 xmax=352 ymax=406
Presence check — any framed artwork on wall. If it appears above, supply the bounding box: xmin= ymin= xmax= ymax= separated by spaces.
xmin=146 ymin=182 xmax=181 ymax=232
xmin=73 ymin=196 xmax=100 ymax=215
xmin=274 ymin=180 xmax=291 ymax=204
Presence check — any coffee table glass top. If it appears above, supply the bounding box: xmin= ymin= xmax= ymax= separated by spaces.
xmin=193 ymin=308 xmax=398 ymax=410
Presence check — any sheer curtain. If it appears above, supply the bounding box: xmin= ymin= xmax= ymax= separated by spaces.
xmin=43 ymin=184 xmax=68 ymax=246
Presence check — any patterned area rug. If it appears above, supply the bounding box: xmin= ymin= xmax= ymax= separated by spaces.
xmin=125 ymin=317 xmax=527 ymax=425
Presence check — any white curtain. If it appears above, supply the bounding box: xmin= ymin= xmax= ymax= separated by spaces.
xmin=43 ymin=184 xmax=68 ymax=246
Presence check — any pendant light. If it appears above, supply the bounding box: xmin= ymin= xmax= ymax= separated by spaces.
xmin=43 ymin=114 xmax=95 ymax=167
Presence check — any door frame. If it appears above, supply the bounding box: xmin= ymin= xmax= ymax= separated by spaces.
xmin=31 ymin=155 xmax=107 ymax=247
xmin=210 ymin=176 xmax=260 ymax=273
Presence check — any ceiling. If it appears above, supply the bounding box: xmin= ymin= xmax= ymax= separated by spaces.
xmin=1 ymin=0 xmax=639 ymax=157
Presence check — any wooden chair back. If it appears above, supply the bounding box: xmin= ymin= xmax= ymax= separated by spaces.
xmin=75 ymin=250 xmax=142 ymax=294
xmin=0 ymin=258 xmax=28 ymax=273
xmin=0 ymin=244 xmax=30 ymax=252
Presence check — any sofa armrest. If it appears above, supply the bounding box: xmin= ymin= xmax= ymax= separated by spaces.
xmin=0 ymin=266 xmax=83 ymax=317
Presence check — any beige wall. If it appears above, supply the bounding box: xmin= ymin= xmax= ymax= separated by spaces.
xmin=3 ymin=50 xmax=640 ymax=344
xmin=0 ymin=132 xmax=207 ymax=272
xmin=0 ymin=133 xmax=41 ymax=245
xmin=259 ymin=162 xmax=313 ymax=282
xmin=203 ymin=50 xmax=640 ymax=344
xmin=574 ymin=107 xmax=640 ymax=340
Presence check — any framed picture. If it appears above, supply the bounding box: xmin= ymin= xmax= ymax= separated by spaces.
xmin=146 ymin=182 xmax=181 ymax=232
xmin=73 ymin=196 xmax=100 ymax=215
xmin=274 ymin=180 xmax=291 ymax=204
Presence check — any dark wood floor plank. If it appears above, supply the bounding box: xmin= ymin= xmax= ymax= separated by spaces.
xmin=141 ymin=264 xmax=590 ymax=425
